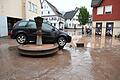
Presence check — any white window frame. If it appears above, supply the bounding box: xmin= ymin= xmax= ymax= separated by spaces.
xmin=28 ymin=1 xmax=37 ymax=13
xmin=34 ymin=4 xmax=37 ymax=13
xmin=105 ymin=5 xmax=112 ymax=14
xmin=28 ymin=1 xmax=32 ymax=11
xmin=31 ymin=3 xmax=34 ymax=12
xmin=97 ymin=6 xmax=104 ymax=15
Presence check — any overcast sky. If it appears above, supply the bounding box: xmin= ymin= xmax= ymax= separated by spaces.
xmin=46 ymin=0 xmax=92 ymax=14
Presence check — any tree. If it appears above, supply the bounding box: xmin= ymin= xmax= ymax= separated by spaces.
xmin=78 ymin=6 xmax=89 ymax=25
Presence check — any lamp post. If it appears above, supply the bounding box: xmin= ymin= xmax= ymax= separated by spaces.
xmin=34 ymin=17 xmax=43 ymax=46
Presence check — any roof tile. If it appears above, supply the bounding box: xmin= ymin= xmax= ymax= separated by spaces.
xmin=91 ymin=0 xmax=103 ymax=7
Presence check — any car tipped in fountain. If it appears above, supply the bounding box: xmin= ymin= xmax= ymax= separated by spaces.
xmin=10 ymin=20 xmax=71 ymax=49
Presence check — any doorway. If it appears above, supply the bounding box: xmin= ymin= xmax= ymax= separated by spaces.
xmin=7 ymin=17 xmax=21 ymax=35
xmin=105 ymin=22 xmax=113 ymax=37
xmin=95 ymin=23 xmax=102 ymax=36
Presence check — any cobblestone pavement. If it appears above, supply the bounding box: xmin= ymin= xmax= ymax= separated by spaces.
xmin=0 ymin=32 xmax=120 ymax=80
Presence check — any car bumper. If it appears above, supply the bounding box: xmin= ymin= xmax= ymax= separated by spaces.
xmin=66 ymin=36 xmax=72 ymax=43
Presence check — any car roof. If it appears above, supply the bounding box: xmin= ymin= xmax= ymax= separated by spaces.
xmin=20 ymin=19 xmax=49 ymax=23
xmin=19 ymin=20 xmax=52 ymax=25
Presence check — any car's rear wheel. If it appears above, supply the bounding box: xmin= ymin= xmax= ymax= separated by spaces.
xmin=57 ymin=36 xmax=66 ymax=49
xmin=16 ymin=34 xmax=27 ymax=44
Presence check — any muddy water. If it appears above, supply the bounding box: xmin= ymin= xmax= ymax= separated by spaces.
xmin=65 ymin=29 xmax=120 ymax=48
xmin=0 ymin=32 xmax=120 ymax=80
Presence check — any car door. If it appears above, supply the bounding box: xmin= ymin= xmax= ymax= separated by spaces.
xmin=42 ymin=22 xmax=59 ymax=43
xmin=27 ymin=21 xmax=37 ymax=41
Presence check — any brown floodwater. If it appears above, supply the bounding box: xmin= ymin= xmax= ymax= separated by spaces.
xmin=0 ymin=31 xmax=120 ymax=80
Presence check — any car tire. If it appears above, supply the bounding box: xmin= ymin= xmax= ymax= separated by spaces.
xmin=16 ymin=34 xmax=27 ymax=44
xmin=57 ymin=36 xmax=66 ymax=49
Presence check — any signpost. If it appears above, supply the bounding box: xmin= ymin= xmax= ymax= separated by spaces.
xmin=34 ymin=17 xmax=43 ymax=46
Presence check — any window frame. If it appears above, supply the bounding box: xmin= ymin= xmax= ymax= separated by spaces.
xmin=28 ymin=1 xmax=32 ymax=11
xmin=48 ymin=11 xmax=50 ymax=14
xmin=28 ymin=1 xmax=37 ymax=13
xmin=105 ymin=5 xmax=112 ymax=14
xmin=97 ymin=6 xmax=104 ymax=15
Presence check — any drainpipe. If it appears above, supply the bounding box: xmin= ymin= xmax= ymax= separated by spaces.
xmin=22 ymin=0 xmax=26 ymax=19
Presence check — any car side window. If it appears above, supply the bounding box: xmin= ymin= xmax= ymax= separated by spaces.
xmin=18 ymin=21 xmax=28 ymax=27
xmin=42 ymin=23 xmax=54 ymax=32
xmin=27 ymin=21 xmax=36 ymax=29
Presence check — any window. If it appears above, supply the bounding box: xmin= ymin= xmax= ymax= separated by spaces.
xmin=105 ymin=5 xmax=112 ymax=14
xmin=45 ymin=18 xmax=48 ymax=20
xmin=54 ymin=23 xmax=56 ymax=26
xmin=41 ymin=11 xmax=43 ymax=14
xmin=42 ymin=23 xmax=54 ymax=32
xmin=72 ymin=23 xmax=74 ymax=26
xmin=97 ymin=6 xmax=104 ymax=15
xmin=53 ymin=17 xmax=57 ymax=20
xmin=28 ymin=1 xmax=32 ymax=11
xmin=76 ymin=19 xmax=78 ymax=21
xmin=18 ymin=21 xmax=28 ymax=27
xmin=69 ymin=23 xmax=71 ymax=27
xmin=34 ymin=4 xmax=37 ymax=13
xmin=27 ymin=22 xmax=36 ymax=28
xmin=73 ymin=18 xmax=75 ymax=21
xmin=31 ymin=3 xmax=34 ymax=12
xmin=48 ymin=11 xmax=50 ymax=14
xmin=51 ymin=17 xmax=54 ymax=20
xmin=28 ymin=1 xmax=37 ymax=13
xmin=44 ymin=5 xmax=46 ymax=9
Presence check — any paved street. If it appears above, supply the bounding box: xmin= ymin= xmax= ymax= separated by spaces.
xmin=0 ymin=29 xmax=120 ymax=80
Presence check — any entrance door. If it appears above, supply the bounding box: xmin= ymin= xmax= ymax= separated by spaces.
xmin=95 ymin=23 xmax=102 ymax=36
xmin=105 ymin=22 xmax=113 ymax=37
xmin=7 ymin=17 xmax=21 ymax=35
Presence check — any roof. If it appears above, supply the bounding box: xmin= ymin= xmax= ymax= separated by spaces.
xmin=42 ymin=0 xmax=62 ymax=17
xmin=63 ymin=8 xmax=79 ymax=20
xmin=91 ymin=0 xmax=103 ymax=7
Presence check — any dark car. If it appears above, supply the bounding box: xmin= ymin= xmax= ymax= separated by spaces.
xmin=10 ymin=20 xmax=71 ymax=49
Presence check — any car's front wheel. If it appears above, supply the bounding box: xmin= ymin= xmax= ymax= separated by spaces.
xmin=16 ymin=34 xmax=27 ymax=44
xmin=57 ymin=36 xmax=66 ymax=49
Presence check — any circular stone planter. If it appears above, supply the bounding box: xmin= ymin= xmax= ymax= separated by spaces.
xmin=18 ymin=44 xmax=59 ymax=56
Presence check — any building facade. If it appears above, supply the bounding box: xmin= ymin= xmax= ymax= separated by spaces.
xmin=41 ymin=0 xmax=64 ymax=29
xmin=0 ymin=0 xmax=41 ymax=37
xmin=64 ymin=7 xmax=81 ymax=29
xmin=91 ymin=0 xmax=120 ymax=37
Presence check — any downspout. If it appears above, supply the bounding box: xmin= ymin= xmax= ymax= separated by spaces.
xmin=22 ymin=0 xmax=26 ymax=19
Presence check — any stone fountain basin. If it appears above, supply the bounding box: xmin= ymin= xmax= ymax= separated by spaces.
xmin=18 ymin=44 xmax=59 ymax=56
